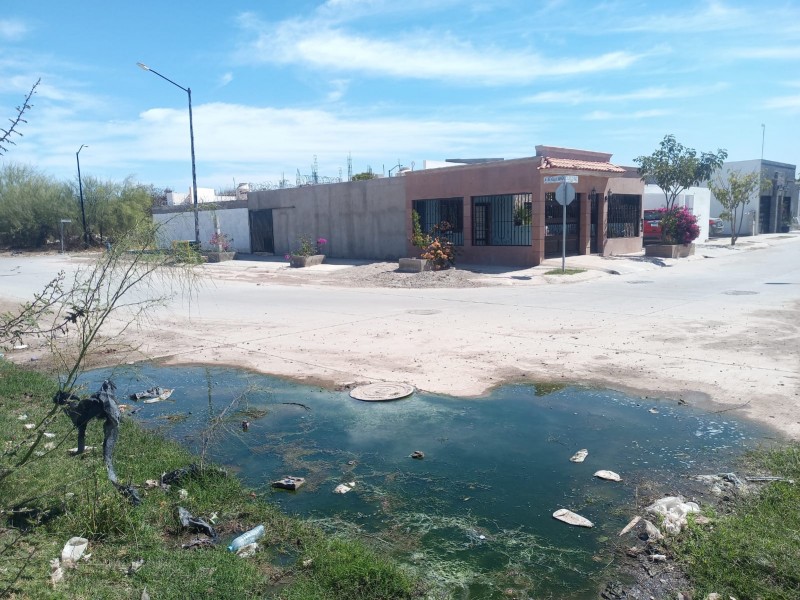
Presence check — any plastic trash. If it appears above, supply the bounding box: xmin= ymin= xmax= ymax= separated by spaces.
xmin=61 ymin=537 xmax=88 ymax=567
xmin=227 ymin=524 xmax=265 ymax=552
xmin=569 ymin=449 xmax=588 ymax=463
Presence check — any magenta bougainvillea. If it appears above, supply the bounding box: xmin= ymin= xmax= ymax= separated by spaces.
xmin=657 ymin=206 xmax=699 ymax=244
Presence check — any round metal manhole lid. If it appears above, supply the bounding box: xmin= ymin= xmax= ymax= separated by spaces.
xmin=723 ymin=290 xmax=759 ymax=295
xmin=350 ymin=382 xmax=415 ymax=402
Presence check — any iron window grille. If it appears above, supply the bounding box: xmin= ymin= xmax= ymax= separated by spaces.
xmin=471 ymin=193 xmax=532 ymax=246
xmin=412 ymin=198 xmax=464 ymax=245
xmin=607 ymin=194 xmax=641 ymax=238
xmin=544 ymin=192 xmax=581 ymax=237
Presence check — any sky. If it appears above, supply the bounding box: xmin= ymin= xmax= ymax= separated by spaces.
xmin=1 ymin=0 xmax=799 ymax=193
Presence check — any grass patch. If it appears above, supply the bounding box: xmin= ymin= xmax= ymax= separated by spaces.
xmin=674 ymin=445 xmax=800 ymax=599
xmin=0 ymin=361 xmax=421 ymax=599
xmin=544 ymin=268 xmax=586 ymax=275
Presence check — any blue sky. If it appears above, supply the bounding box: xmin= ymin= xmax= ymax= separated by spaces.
xmin=1 ymin=0 xmax=798 ymax=192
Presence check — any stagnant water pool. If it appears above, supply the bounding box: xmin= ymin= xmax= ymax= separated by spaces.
xmin=82 ymin=364 xmax=771 ymax=598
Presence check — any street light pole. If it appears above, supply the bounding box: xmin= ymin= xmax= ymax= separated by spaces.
xmin=76 ymin=144 xmax=88 ymax=247
xmin=137 ymin=62 xmax=200 ymax=247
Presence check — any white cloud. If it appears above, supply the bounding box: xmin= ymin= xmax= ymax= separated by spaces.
xmin=326 ymin=79 xmax=349 ymax=102
xmin=524 ymin=85 xmax=728 ymax=106
xmin=0 ymin=19 xmax=28 ymax=41
xmin=763 ymin=95 xmax=800 ymax=112
xmin=219 ymin=72 xmax=234 ymax=87
xmin=731 ymin=47 xmax=800 ymax=60
xmin=583 ymin=109 xmax=671 ymax=121
xmin=235 ymin=14 xmax=644 ymax=85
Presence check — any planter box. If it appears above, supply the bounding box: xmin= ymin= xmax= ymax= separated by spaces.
xmin=398 ymin=258 xmax=432 ymax=272
xmin=204 ymin=251 xmax=236 ymax=263
xmin=290 ymin=254 xmax=325 ymax=268
xmin=645 ymin=243 xmax=695 ymax=259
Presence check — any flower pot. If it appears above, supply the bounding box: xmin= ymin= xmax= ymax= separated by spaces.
xmin=290 ymin=254 xmax=325 ymax=268
xmin=204 ymin=251 xmax=236 ymax=263
xmin=645 ymin=243 xmax=695 ymax=259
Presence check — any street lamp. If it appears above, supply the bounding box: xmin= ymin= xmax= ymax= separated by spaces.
xmin=76 ymin=144 xmax=88 ymax=247
xmin=137 ymin=62 xmax=200 ymax=246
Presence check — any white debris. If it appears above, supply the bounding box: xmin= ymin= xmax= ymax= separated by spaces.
xmin=178 ymin=489 xmax=189 ymax=500
xmin=645 ymin=496 xmax=700 ymax=535
xmin=235 ymin=542 xmax=259 ymax=558
xmin=619 ymin=516 xmax=641 ymax=536
xmin=552 ymin=508 xmax=593 ymax=528
xmin=50 ymin=558 xmax=64 ymax=585
xmin=17 ymin=414 xmax=28 ymax=420
xmin=61 ymin=537 xmax=89 ymax=568
xmin=23 ymin=423 xmax=35 ymax=430
xmin=593 ymin=470 xmax=622 ymax=482
xmin=569 ymin=449 xmax=588 ymax=463
xmin=333 ymin=481 xmax=356 ymax=494
xmin=44 ymin=432 xmax=56 ymax=438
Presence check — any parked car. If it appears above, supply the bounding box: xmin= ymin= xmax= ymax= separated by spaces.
xmin=709 ymin=218 xmax=724 ymax=236
xmin=643 ymin=209 xmax=662 ymax=242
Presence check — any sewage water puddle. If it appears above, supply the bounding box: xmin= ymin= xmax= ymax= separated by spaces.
xmin=83 ymin=364 xmax=771 ymax=599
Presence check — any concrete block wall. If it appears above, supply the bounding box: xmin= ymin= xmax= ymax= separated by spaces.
xmin=152 ymin=203 xmax=251 ymax=252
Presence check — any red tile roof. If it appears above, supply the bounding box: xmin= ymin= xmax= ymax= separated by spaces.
xmin=539 ymin=156 xmax=626 ymax=173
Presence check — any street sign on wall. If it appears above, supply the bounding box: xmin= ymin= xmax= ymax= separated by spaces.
xmin=543 ymin=175 xmax=579 ymax=184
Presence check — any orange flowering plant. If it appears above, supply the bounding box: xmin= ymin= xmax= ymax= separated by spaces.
xmin=420 ymin=221 xmax=455 ymax=270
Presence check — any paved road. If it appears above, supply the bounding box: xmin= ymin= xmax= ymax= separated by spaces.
xmin=2 ymin=234 xmax=799 ymax=437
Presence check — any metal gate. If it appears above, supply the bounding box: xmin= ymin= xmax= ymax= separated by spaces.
xmin=545 ymin=193 xmax=580 ymax=258
xmin=473 ymin=203 xmax=491 ymax=245
xmin=590 ymin=192 xmax=599 ymax=253
xmin=249 ymin=209 xmax=274 ymax=253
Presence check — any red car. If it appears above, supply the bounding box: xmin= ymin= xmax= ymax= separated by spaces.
xmin=643 ymin=209 xmax=662 ymax=242
xmin=709 ymin=218 xmax=724 ymax=235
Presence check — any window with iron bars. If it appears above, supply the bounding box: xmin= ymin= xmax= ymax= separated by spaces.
xmin=412 ymin=198 xmax=464 ymax=245
xmin=607 ymin=194 xmax=641 ymax=238
xmin=471 ymin=193 xmax=532 ymax=246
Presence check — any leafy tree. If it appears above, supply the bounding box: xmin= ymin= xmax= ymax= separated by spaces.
xmin=635 ymin=135 xmax=727 ymax=209
xmin=0 ymin=79 xmax=39 ymax=155
xmin=0 ymin=164 xmax=76 ymax=248
xmin=708 ymin=170 xmax=763 ymax=246
xmin=72 ymin=176 xmax=153 ymax=243
xmin=351 ymin=169 xmax=376 ymax=181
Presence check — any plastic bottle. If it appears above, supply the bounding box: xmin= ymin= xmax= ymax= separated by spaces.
xmin=227 ymin=524 xmax=265 ymax=552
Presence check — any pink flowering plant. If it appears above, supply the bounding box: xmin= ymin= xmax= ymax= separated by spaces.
xmin=209 ymin=232 xmax=232 ymax=251
xmin=290 ymin=235 xmax=328 ymax=258
xmin=657 ymin=206 xmax=699 ymax=244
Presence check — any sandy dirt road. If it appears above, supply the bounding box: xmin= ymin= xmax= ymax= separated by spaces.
xmin=2 ymin=234 xmax=799 ymax=438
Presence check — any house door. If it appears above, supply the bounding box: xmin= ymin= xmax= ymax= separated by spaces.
xmin=759 ymin=196 xmax=772 ymax=233
xmin=473 ymin=203 xmax=491 ymax=246
xmin=249 ymin=209 xmax=274 ymax=253
xmin=590 ymin=192 xmax=599 ymax=253
xmin=545 ymin=194 xmax=580 ymax=258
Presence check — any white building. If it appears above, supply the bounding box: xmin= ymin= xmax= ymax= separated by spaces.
xmin=643 ymin=184 xmax=712 ymax=242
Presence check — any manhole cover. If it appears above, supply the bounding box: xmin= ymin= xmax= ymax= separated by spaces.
xmin=627 ymin=280 xmax=654 ymax=284
xmin=350 ymin=382 xmax=415 ymax=402
xmin=723 ymin=290 xmax=758 ymax=295
xmin=406 ymin=309 xmax=441 ymax=315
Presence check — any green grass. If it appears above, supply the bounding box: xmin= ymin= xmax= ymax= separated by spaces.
xmin=0 ymin=361 xmax=420 ymax=599
xmin=544 ymin=268 xmax=586 ymax=275
xmin=675 ymin=445 xmax=800 ymax=599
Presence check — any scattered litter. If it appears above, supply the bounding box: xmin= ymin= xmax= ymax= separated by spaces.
xmin=118 ymin=404 xmax=130 ymax=412
xmin=144 ymin=479 xmax=160 ymax=489
xmin=643 ymin=519 xmax=664 ymax=541
xmin=227 ymin=524 xmax=265 ymax=552
xmin=50 ymin=558 xmax=64 ymax=585
xmin=649 ymin=408 xmax=659 ymax=414
xmin=271 ymin=476 xmax=306 ymax=491
xmin=334 ymin=482 xmax=356 ymax=494
xmin=23 ymin=423 xmax=36 ymax=430
xmin=619 ymin=516 xmax=641 ymax=536
xmin=141 ymin=587 xmax=150 ymax=600
xmin=177 ymin=506 xmax=217 ymax=538
xmin=746 ymin=475 xmax=795 ymax=484
xmin=235 ymin=542 xmax=259 ymax=558
xmin=410 ymin=450 xmax=425 ymax=460
xmin=552 ymin=508 xmax=593 ymax=528
xmin=44 ymin=432 xmax=56 ymax=438
xmin=130 ymin=387 xmax=174 ymax=403
xmin=44 ymin=442 xmax=56 ymax=451
xmin=347 ymin=460 xmax=357 ymax=466
xmin=67 ymin=446 xmax=95 ymax=455
xmin=61 ymin=537 xmax=88 ymax=568
xmin=593 ymin=470 xmax=621 ymax=482
xmin=649 ymin=554 xmax=667 ymax=562
xmin=645 ymin=496 xmax=700 ymax=535
xmin=17 ymin=414 xmax=27 ymax=420
xmin=178 ymin=488 xmax=189 ymax=501
xmin=13 ymin=343 xmax=29 ymax=350
xmin=241 ymin=420 xmax=250 ymax=431
xmin=127 ymin=559 xmax=145 ymax=575
xmin=569 ymin=449 xmax=588 ymax=463
xmin=302 ymin=558 xmax=313 ymax=568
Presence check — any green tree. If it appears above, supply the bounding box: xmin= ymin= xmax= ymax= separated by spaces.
xmin=635 ymin=135 xmax=727 ymax=209
xmin=0 ymin=164 xmax=76 ymax=248
xmin=351 ymin=169 xmax=376 ymax=181
xmin=74 ymin=176 xmax=153 ymax=243
xmin=708 ymin=170 xmax=763 ymax=246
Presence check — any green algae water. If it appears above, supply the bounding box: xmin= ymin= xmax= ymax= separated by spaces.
xmin=84 ymin=364 xmax=771 ymax=598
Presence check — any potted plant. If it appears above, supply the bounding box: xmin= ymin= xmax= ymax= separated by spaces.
xmin=205 ymin=232 xmax=236 ymax=262
xmin=287 ymin=235 xmax=327 ymax=267
xmin=645 ymin=206 xmax=699 ymax=258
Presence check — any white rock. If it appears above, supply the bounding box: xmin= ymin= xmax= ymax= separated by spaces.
xmin=569 ymin=449 xmax=588 ymax=463
xmin=594 ymin=470 xmax=622 ymax=482
xmin=552 ymin=508 xmax=593 ymax=528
